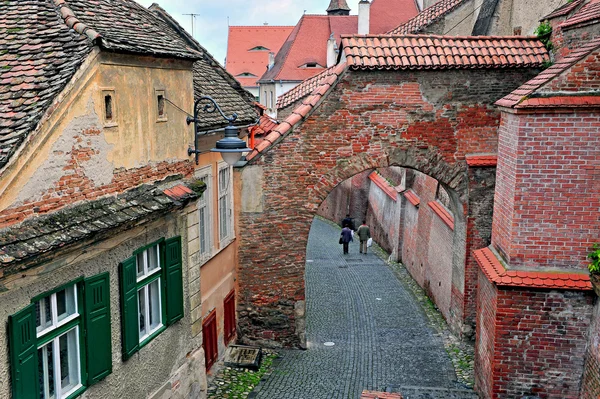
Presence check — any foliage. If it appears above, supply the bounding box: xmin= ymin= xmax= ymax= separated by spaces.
xmin=535 ymin=21 xmax=554 ymax=51
xmin=588 ymin=243 xmax=600 ymax=274
xmin=207 ymin=353 xmax=278 ymax=399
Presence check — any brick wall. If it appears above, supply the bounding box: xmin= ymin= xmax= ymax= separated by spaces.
xmin=581 ymin=295 xmax=600 ymax=398
xmin=475 ymin=269 xmax=497 ymax=399
xmin=492 ymin=111 xmax=600 ymax=269
xmin=238 ymin=67 xmax=539 ymax=345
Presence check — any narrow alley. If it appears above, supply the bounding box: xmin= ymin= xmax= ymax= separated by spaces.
xmin=251 ymin=218 xmax=477 ymax=399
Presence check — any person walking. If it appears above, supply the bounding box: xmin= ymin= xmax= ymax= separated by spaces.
xmin=357 ymin=220 xmax=371 ymax=254
xmin=341 ymin=214 xmax=356 ymax=231
xmin=340 ymin=225 xmax=353 ymax=254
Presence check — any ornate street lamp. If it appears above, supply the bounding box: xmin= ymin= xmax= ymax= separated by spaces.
xmin=187 ymin=96 xmax=251 ymax=165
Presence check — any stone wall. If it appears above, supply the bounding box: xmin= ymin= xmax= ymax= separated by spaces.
xmin=581 ymin=295 xmax=600 ymax=398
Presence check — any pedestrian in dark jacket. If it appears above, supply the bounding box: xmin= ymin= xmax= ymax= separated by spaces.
xmin=357 ymin=220 xmax=371 ymax=254
xmin=341 ymin=214 xmax=355 ymax=231
xmin=340 ymin=226 xmax=353 ymax=254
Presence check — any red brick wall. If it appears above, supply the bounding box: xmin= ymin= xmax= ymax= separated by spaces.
xmin=492 ymin=111 xmax=600 ymax=269
xmin=543 ymin=49 xmax=600 ymax=92
xmin=238 ymin=67 xmax=540 ymax=345
xmin=475 ymin=269 xmax=497 ymax=399
xmin=581 ymin=297 xmax=600 ymax=399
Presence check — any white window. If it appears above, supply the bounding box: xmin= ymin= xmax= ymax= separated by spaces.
xmin=136 ymin=244 xmax=163 ymax=342
xmin=195 ymin=166 xmax=212 ymax=260
xmin=218 ymin=163 xmax=233 ymax=244
xmin=35 ymin=285 xmax=82 ymax=399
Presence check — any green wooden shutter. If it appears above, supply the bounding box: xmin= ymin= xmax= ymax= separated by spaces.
xmin=84 ymin=273 xmax=112 ymax=384
xmin=8 ymin=304 xmax=38 ymax=399
xmin=119 ymin=256 xmax=139 ymax=359
xmin=164 ymin=236 xmax=184 ymax=325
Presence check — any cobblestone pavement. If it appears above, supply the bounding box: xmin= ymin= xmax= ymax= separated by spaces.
xmin=251 ymin=218 xmax=476 ymax=399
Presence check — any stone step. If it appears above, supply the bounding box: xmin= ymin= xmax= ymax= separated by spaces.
xmin=389 ymin=385 xmax=479 ymax=399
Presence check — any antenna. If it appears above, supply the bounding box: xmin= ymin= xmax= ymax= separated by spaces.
xmin=183 ymin=13 xmax=201 ymax=37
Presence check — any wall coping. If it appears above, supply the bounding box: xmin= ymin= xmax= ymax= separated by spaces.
xmin=403 ymin=189 xmax=420 ymax=207
xmin=428 ymin=200 xmax=454 ymax=230
xmin=369 ymin=172 xmax=398 ymax=201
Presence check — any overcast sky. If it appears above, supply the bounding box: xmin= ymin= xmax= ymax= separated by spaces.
xmin=137 ymin=0 xmax=358 ymax=66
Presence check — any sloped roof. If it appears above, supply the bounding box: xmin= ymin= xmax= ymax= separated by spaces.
xmin=370 ymin=0 xmax=420 ymax=34
xmin=149 ymin=4 xmax=257 ymax=129
xmin=259 ymin=15 xmax=358 ymax=83
xmin=327 ymin=0 xmax=352 ymax=13
xmin=388 ymin=0 xmax=467 ymax=34
xmin=226 ymin=26 xmax=295 ymax=88
xmin=341 ymin=35 xmax=549 ymax=70
xmin=474 ymin=247 xmax=592 ymax=290
xmin=0 ymin=0 xmax=93 ymax=169
xmin=0 ymin=181 xmax=202 ymax=272
xmin=560 ymin=0 xmax=600 ymax=29
xmin=495 ymin=38 xmax=600 ymax=108
xmin=58 ymin=0 xmax=200 ymax=59
xmin=541 ymin=0 xmax=586 ymax=21
xmin=277 ymin=65 xmax=341 ymax=109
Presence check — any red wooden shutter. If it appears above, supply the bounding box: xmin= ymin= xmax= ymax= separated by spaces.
xmin=223 ymin=290 xmax=236 ymax=345
xmin=202 ymin=311 xmax=218 ymax=371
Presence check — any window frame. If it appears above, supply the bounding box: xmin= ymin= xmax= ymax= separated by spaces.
xmin=218 ymin=162 xmax=234 ymax=246
xmin=195 ymin=165 xmax=213 ymax=263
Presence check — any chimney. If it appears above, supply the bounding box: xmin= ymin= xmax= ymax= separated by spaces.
xmin=358 ymin=0 xmax=371 ymax=35
xmin=327 ymin=33 xmax=338 ymax=67
xmin=268 ymin=52 xmax=275 ymax=70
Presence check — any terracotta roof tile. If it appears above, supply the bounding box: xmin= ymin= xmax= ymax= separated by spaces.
xmin=428 ymin=201 xmax=454 ymax=229
xmin=560 ymin=0 xmax=600 ymax=29
xmin=225 ymin=26 xmax=295 ymax=89
xmin=388 ymin=0 xmax=467 ymax=34
xmin=465 ymin=154 xmax=498 ymax=167
xmin=369 ymin=172 xmax=398 ymax=201
xmin=474 ymin=247 xmax=592 ymax=290
xmin=277 ymin=66 xmax=341 ymax=109
xmin=496 ymin=38 xmax=600 ymax=108
xmin=341 ymin=35 xmax=549 ymax=70
xmin=252 ymin=114 xmax=279 ymax=136
xmin=403 ymin=189 xmax=421 ymax=207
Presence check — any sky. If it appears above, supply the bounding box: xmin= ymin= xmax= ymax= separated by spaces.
xmin=137 ymin=0 xmax=358 ymax=66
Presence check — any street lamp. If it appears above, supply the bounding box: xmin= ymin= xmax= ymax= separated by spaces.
xmin=187 ymin=96 xmax=251 ymax=166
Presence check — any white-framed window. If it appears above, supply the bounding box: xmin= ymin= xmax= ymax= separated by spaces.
xmin=36 ymin=286 xmax=82 ymax=399
xmin=135 ymin=244 xmax=163 ymax=342
xmin=218 ymin=162 xmax=233 ymax=244
xmin=195 ymin=165 xmax=213 ymax=260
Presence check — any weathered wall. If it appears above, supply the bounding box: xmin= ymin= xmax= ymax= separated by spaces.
xmin=237 ymin=66 xmax=537 ymax=345
xmin=0 ymin=211 xmax=206 ymax=399
xmin=581 ymin=296 xmax=600 ymax=398
xmin=492 ymin=111 xmax=600 ymax=269
xmin=0 ymin=52 xmax=195 ymax=228
xmin=317 ymin=169 xmax=372 ymax=228
xmin=367 ymin=173 xmax=401 ymax=256
xmin=474 ymin=269 xmax=497 ymax=399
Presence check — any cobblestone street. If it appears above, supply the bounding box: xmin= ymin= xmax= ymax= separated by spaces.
xmin=251 ymin=218 xmax=476 ymax=399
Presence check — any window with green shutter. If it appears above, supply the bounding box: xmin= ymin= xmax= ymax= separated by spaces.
xmin=8 ymin=274 xmax=112 ymax=399
xmin=119 ymin=236 xmax=183 ymax=359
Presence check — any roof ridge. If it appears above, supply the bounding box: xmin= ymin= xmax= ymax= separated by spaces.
xmin=260 ymin=15 xmax=307 ymax=81
xmin=53 ymin=0 xmax=101 ymax=42
xmin=341 ymin=33 xmax=540 ymax=39
xmin=388 ymin=0 xmax=468 ymax=34
xmin=229 ymin=25 xmax=296 ymax=28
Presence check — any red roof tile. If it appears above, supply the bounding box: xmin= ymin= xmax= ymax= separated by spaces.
xmin=388 ymin=0 xmax=467 ymax=34
xmin=369 ymin=172 xmax=398 ymax=201
xmin=428 ymin=201 xmax=454 ymax=229
xmin=516 ymin=95 xmax=600 ymax=108
xmin=560 ymin=0 xmax=600 ymax=29
xmin=277 ymin=65 xmax=342 ymax=109
xmin=474 ymin=247 xmax=592 ymax=290
xmin=341 ymin=35 xmax=549 ymax=70
xmin=465 ymin=154 xmax=497 ymax=167
xmin=370 ymin=0 xmax=419 ymax=34
xmin=163 ymin=185 xmax=194 ymax=201
xmin=496 ymin=38 xmax=600 ymax=108
xmin=403 ymin=189 xmax=421 ymax=207
xmin=226 ymin=25 xmax=294 ymax=88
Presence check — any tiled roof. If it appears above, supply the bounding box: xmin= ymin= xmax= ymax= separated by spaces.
xmin=149 ymin=5 xmax=257 ymax=129
xmin=541 ymin=0 xmax=586 ymax=20
xmin=0 ymin=0 xmax=93 ymax=169
xmin=59 ymin=0 xmax=200 ymax=59
xmin=246 ymin=62 xmax=347 ymax=161
xmin=370 ymin=0 xmax=420 ymax=34
xmin=259 ymin=15 xmax=358 ymax=83
xmin=327 ymin=0 xmax=351 ymax=12
xmin=341 ymin=35 xmax=549 ymax=70
xmin=560 ymin=0 xmax=600 ymax=29
xmin=0 ymin=180 xmax=204 ymax=272
xmin=474 ymin=247 xmax=592 ymax=290
xmin=226 ymin=26 xmax=295 ymax=89
xmin=465 ymin=154 xmax=497 ymax=166
xmin=369 ymin=172 xmax=398 ymax=201
xmin=496 ymin=38 xmax=600 ymax=108
xmin=387 ymin=0 xmax=467 ymax=34
xmin=277 ymin=66 xmax=340 ymax=109
xmin=253 ymin=114 xmax=279 ymax=135
xmin=403 ymin=190 xmax=421 ymax=207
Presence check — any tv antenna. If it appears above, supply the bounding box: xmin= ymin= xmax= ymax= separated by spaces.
xmin=183 ymin=13 xmax=201 ymax=37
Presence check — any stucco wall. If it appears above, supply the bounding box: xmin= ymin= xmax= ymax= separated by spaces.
xmin=0 ymin=212 xmax=206 ymax=399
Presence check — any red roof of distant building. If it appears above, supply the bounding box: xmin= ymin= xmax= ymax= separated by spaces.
xmin=474 ymin=247 xmax=592 ymax=290
xmin=226 ymin=25 xmax=294 ymax=88
xmin=388 ymin=0 xmax=467 ymax=34
xmin=560 ymin=0 xmax=600 ymax=29
xmin=341 ymin=35 xmax=549 ymax=70
xmin=370 ymin=0 xmax=419 ymax=34
xmin=496 ymin=38 xmax=600 ymax=108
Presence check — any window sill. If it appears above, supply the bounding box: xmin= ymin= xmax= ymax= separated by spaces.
xmin=65 ymin=384 xmax=86 ymax=399
xmin=139 ymin=324 xmax=167 ymax=350
xmin=200 ymin=236 xmax=236 ymax=268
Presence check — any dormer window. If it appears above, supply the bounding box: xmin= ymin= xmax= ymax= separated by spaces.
xmin=249 ymin=46 xmax=270 ymax=51
xmin=236 ymin=72 xmax=258 ymax=78
xmin=300 ymin=62 xmax=324 ymax=69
